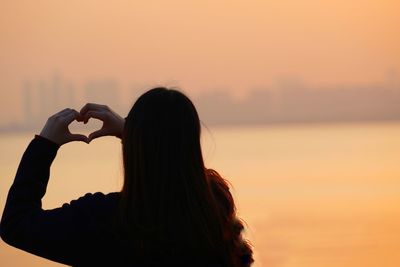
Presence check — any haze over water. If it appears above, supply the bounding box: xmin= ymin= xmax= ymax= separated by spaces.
xmin=1 ymin=122 xmax=399 ymax=266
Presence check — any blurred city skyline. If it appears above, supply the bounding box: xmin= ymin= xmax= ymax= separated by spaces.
xmin=1 ymin=70 xmax=399 ymax=132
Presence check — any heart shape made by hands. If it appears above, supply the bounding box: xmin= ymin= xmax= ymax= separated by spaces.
xmin=68 ymin=118 xmax=103 ymax=140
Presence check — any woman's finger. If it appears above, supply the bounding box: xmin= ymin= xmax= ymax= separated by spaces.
xmin=68 ymin=133 xmax=89 ymax=144
xmin=80 ymin=103 xmax=108 ymax=116
xmin=63 ymin=110 xmax=81 ymax=124
xmin=82 ymin=111 xmax=108 ymax=123
xmin=58 ymin=108 xmax=72 ymax=115
xmin=50 ymin=108 xmax=73 ymax=120
xmin=88 ymin=128 xmax=108 ymax=143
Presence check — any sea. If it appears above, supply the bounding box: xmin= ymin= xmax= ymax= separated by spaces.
xmin=1 ymin=122 xmax=400 ymax=267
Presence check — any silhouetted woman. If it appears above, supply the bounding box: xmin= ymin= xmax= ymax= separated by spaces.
xmin=0 ymin=87 xmax=253 ymax=266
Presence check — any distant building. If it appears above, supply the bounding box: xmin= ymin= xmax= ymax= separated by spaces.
xmin=22 ymin=81 xmax=34 ymax=128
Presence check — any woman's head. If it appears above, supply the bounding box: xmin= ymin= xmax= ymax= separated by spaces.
xmin=123 ymin=87 xmax=202 ymax=159
xmin=123 ymin=87 xmax=203 ymax=184
xmin=118 ymin=87 xmax=253 ymax=266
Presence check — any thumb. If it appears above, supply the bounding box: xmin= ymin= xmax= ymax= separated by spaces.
xmin=69 ymin=134 xmax=89 ymax=144
xmin=88 ymin=129 xmax=107 ymax=143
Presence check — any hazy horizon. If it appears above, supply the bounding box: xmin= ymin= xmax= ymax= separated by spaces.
xmin=1 ymin=72 xmax=399 ymax=132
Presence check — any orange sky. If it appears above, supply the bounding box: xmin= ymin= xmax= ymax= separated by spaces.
xmin=0 ymin=0 xmax=399 ymax=123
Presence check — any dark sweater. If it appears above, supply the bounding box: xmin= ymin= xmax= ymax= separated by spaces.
xmin=0 ymin=136 xmax=222 ymax=266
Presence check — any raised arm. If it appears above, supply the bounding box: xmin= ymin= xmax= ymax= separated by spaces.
xmin=0 ymin=109 xmax=104 ymax=265
xmin=79 ymin=103 xmax=125 ymax=143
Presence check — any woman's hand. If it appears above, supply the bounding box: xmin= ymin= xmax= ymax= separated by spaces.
xmin=39 ymin=108 xmax=89 ymax=145
xmin=79 ymin=103 xmax=125 ymax=143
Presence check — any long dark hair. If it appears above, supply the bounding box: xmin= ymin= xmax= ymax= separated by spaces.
xmin=118 ymin=87 xmax=253 ymax=266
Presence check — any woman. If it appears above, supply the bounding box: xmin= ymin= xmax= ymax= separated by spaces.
xmin=0 ymin=87 xmax=253 ymax=266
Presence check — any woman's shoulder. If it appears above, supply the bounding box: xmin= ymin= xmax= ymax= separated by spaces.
xmin=83 ymin=191 xmax=120 ymax=201
xmin=65 ymin=191 xmax=120 ymax=205
xmin=62 ymin=191 xmax=121 ymax=218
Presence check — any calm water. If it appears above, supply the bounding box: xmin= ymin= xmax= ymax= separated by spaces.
xmin=1 ymin=122 xmax=400 ymax=266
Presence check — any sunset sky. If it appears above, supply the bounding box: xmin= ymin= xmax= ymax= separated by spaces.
xmin=0 ymin=0 xmax=399 ymax=124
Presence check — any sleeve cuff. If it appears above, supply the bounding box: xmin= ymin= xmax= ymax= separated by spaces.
xmin=34 ymin=134 xmax=61 ymax=149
